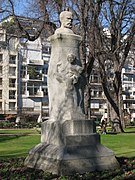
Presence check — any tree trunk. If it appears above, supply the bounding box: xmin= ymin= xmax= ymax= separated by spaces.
xmin=118 ymin=84 xmax=125 ymax=128
xmin=84 ymin=84 xmax=91 ymax=119
xmin=109 ymin=103 xmax=124 ymax=133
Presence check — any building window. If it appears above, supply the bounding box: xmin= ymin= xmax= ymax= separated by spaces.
xmin=43 ymin=76 xmax=47 ymax=86
xmin=123 ymin=74 xmax=133 ymax=81
xmin=9 ymin=55 xmax=16 ymax=64
xmin=21 ymin=82 xmax=26 ymax=95
xmin=90 ymin=74 xmax=100 ymax=83
xmin=43 ymin=63 xmax=48 ymax=74
xmin=43 ymin=88 xmax=48 ymax=96
xmin=0 ymin=66 xmax=2 ymax=75
xmin=42 ymin=46 xmax=51 ymax=54
xmin=27 ymin=82 xmax=41 ymax=96
xmin=9 ymin=102 xmax=16 ymax=110
xmin=125 ymin=67 xmax=132 ymax=73
xmin=0 ymin=78 xmax=2 ymax=86
xmin=42 ymin=101 xmax=49 ymax=106
xmin=0 ymin=102 xmax=2 ymax=110
xmin=9 ymin=38 xmax=16 ymax=51
xmin=0 ymin=90 xmax=2 ymax=99
xmin=22 ymin=58 xmax=27 ymax=63
xmin=9 ymin=79 xmax=16 ymax=88
xmin=9 ymin=90 xmax=16 ymax=99
xmin=21 ymin=66 xmax=26 ymax=78
xmin=0 ymin=54 xmax=3 ymax=63
xmin=9 ymin=67 xmax=16 ymax=76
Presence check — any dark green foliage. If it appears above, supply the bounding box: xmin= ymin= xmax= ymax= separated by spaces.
xmin=0 ymin=157 xmax=135 ymax=179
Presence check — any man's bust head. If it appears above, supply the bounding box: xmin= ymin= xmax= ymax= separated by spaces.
xmin=55 ymin=9 xmax=74 ymax=34
xmin=60 ymin=10 xmax=73 ymax=29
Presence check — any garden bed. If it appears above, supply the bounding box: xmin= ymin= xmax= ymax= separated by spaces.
xmin=0 ymin=157 xmax=135 ymax=179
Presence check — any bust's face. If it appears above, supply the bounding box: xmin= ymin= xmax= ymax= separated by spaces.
xmin=60 ymin=12 xmax=73 ymax=29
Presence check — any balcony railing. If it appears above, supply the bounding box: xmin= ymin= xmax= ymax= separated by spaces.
xmin=9 ymin=60 xmax=16 ymax=64
xmin=27 ymin=89 xmax=43 ymax=97
xmin=125 ymin=96 xmax=135 ymax=100
xmin=91 ymin=95 xmax=105 ymax=99
xmin=27 ymin=74 xmax=43 ymax=81
xmin=9 ymin=73 xmax=16 ymax=76
xmin=124 ymin=69 xmax=135 ymax=74
xmin=9 ymin=83 xmax=16 ymax=88
xmin=9 ymin=107 xmax=16 ymax=111
xmin=9 ymin=95 xmax=16 ymax=99
xmin=28 ymin=59 xmax=44 ymax=66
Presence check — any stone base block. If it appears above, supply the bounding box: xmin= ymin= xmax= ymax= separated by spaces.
xmin=25 ymin=142 xmax=119 ymax=175
xmin=41 ymin=120 xmax=96 ymax=146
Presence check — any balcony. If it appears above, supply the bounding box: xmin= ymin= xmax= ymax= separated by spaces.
xmin=43 ymin=55 xmax=50 ymax=62
xmin=123 ymin=69 xmax=135 ymax=74
xmin=21 ymin=107 xmax=34 ymax=113
xmin=129 ymin=104 xmax=135 ymax=109
xmin=91 ymin=96 xmax=105 ymax=100
xmin=27 ymin=65 xmax=43 ymax=81
xmin=27 ymin=74 xmax=43 ymax=81
xmin=123 ymin=95 xmax=135 ymax=102
xmin=27 ymin=59 xmax=44 ymax=66
xmin=27 ymin=87 xmax=43 ymax=97
xmin=28 ymin=91 xmax=43 ymax=97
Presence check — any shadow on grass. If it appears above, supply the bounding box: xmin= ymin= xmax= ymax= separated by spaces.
xmin=106 ymin=132 xmax=118 ymax=135
xmin=0 ymin=134 xmax=29 ymax=142
xmin=124 ymin=131 xmax=135 ymax=134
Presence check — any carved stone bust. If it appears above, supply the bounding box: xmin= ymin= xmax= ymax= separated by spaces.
xmin=55 ymin=9 xmax=74 ymax=34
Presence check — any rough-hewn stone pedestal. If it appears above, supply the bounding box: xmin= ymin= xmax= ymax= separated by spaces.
xmin=25 ymin=120 xmax=119 ymax=175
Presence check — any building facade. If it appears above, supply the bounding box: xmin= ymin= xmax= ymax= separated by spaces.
xmin=122 ymin=62 xmax=135 ymax=121
xmin=90 ymin=60 xmax=135 ymax=123
xmin=0 ymin=25 xmax=50 ymax=122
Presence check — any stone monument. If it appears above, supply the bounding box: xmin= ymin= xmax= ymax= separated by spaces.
xmin=25 ymin=9 xmax=119 ymax=175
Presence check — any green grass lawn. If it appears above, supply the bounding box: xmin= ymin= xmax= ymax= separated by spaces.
xmin=0 ymin=127 xmax=135 ymax=158
xmin=0 ymin=128 xmax=39 ymax=134
xmin=101 ymin=133 xmax=135 ymax=157
xmin=0 ymin=132 xmax=40 ymax=158
xmin=0 ymin=128 xmax=135 ymax=179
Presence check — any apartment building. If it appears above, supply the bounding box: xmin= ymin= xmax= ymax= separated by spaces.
xmin=0 ymin=17 xmax=50 ymax=122
xmin=90 ymin=60 xmax=135 ymax=122
xmin=18 ymin=37 xmax=50 ymax=122
xmin=122 ymin=61 xmax=135 ymax=121
xmin=0 ymin=29 xmax=18 ymax=120
xmin=89 ymin=29 xmax=135 ymax=122
xmin=90 ymin=69 xmax=106 ymax=120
